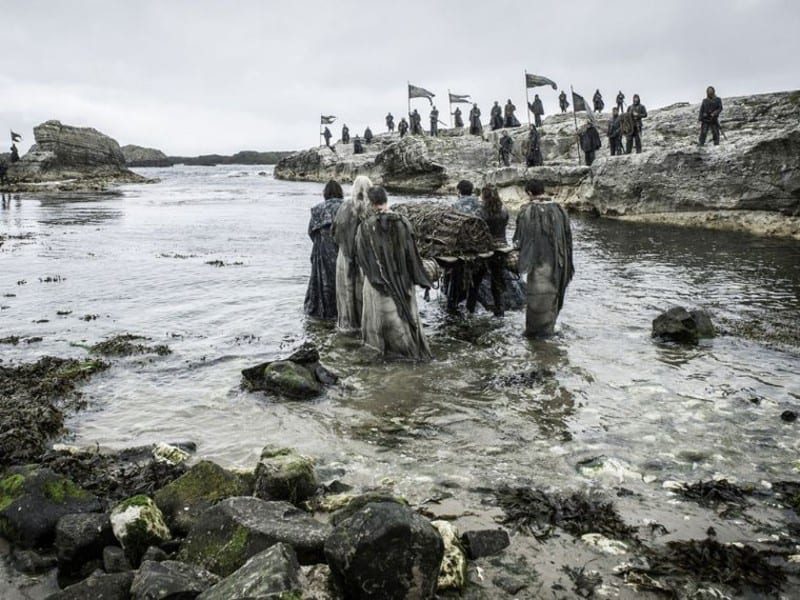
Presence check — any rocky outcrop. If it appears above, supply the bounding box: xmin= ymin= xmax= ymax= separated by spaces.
xmin=121 ymin=145 xmax=173 ymax=168
xmin=275 ymin=91 xmax=800 ymax=238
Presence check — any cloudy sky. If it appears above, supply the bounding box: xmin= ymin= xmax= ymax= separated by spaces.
xmin=2 ymin=0 xmax=798 ymax=155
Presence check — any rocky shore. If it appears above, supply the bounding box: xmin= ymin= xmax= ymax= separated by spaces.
xmin=275 ymin=91 xmax=800 ymax=239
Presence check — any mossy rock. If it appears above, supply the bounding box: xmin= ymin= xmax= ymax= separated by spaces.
xmin=154 ymin=460 xmax=250 ymax=535
xmin=253 ymin=447 xmax=318 ymax=505
xmin=262 ymin=361 xmax=322 ymax=399
xmin=110 ymin=494 xmax=171 ymax=565
xmin=432 ymin=520 xmax=468 ymax=592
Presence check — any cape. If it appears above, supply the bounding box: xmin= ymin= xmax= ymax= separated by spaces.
xmin=331 ymin=199 xmax=361 ymax=259
xmin=309 ymin=197 xmax=343 ymax=235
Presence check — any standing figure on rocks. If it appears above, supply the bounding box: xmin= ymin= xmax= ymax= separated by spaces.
xmin=514 ymin=179 xmax=574 ymax=338
xmin=490 ymin=101 xmax=504 ymax=130
xmin=0 ymin=160 xmax=8 ymax=187
xmin=304 ymin=180 xmax=345 ymax=320
xmin=364 ymin=127 xmax=373 ymax=144
xmin=331 ymin=175 xmax=373 ymax=332
xmin=559 ymin=91 xmax=569 ymax=113
xmin=453 ymin=107 xmax=464 ymax=128
xmin=499 ymin=131 xmax=513 ymax=166
xmin=607 ymin=107 xmax=623 ymax=156
xmin=353 ymin=136 xmax=364 ymax=154
xmin=398 ymin=118 xmax=409 ymax=138
xmin=341 ymin=124 xmax=350 ymax=144
xmin=479 ymin=185 xmax=508 ymax=317
xmin=410 ymin=109 xmax=423 ymax=135
xmin=616 ymin=90 xmax=625 ymax=112
xmin=386 ymin=113 xmax=395 ymax=132
xmin=526 ymin=125 xmax=543 ymax=167
xmin=579 ymin=122 xmax=602 ymax=166
xmin=469 ymin=103 xmax=482 ymax=135
xmin=593 ymin=90 xmax=604 ymax=113
xmin=430 ymin=106 xmax=440 ymax=136
xmin=529 ymin=94 xmax=545 ymax=127
xmin=699 ymin=86 xmax=723 ymax=146
xmin=10 ymin=144 xmax=20 ymax=163
xmin=504 ymin=99 xmax=519 ymax=127
xmin=624 ymin=94 xmax=648 ymax=154
xmin=355 ymin=186 xmax=433 ymax=360
xmin=323 ymin=127 xmax=332 ymax=148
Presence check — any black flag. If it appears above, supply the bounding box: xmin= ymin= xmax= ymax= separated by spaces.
xmin=320 ymin=115 xmax=336 ymax=125
xmin=525 ymin=74 xmax=557 ymax=90
xmin=10 ymin=130 xmax=22 ymax=142
xmin=408 ymin=83 xmax=435 ymax=105
xmin=572 ymin=92 xmax=588 ymax=113
xmin=448 ymin=92 xmax=471 ymax=104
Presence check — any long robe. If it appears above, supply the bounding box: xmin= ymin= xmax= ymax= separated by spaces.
xmin=513 ymin=200 xmax=574 ymax=337
xmin=304 ymin=197 xmax=344 ymax=319
xmin=331 ymin=200 xmax=364 ymax=331
xmin=355 ymin=212 xmax=433 ymax=360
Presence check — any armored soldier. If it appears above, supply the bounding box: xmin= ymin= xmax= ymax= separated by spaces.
xmin=559 ymin=91 xmax=569 ymax=113
xmin=699 ymin=86 xmax=723 ymax=146
xmin=430 ymin=106 xmax=440 ymax=136
xmin=498 ymin=131 xmax=513 ymax=166
xmin=526 ymin=125 xmax=543 ymax=167
xmin=469 ymin=104 xmax=482 ymax=135
xmin=386 ymin=113 xmax=395 ymax=132
xmin=10 ymin=144 xmax=20 ymax=163
xmin=364 ymin=127 xmax=373 ymax=143
xmin=323 ymin=126 xmax=332 ymax=148
xmin=528 ymin=94 xmax=545 ymax=127
xmin=579 ymin=122 xmax=602 ymax=166
xmin=616 ymin=90 xmax=625 ymax=112
xmin=410 ymin=109 xmax=423 ymax=135
xmin=454 ymin=107 xmax=464 ymax=128
xmin=624 ymin=94 xmax=647 ymax=154
xmin=353 ymin=136 xmax=364 ymax=154
xmin=607 ymin=107 xmax=623 ymax=156
xmin=341 ymin=124 xmax=350 ymax=144
xmin=504 ymin=99 xmax=518 ymax=127
xmin=593 ymin=89 xmax=604 ymax=113
xmin=490 ymin=101 xmax=503 ymax=130
xmin=398 ymin=117 xmax=409 ymax=138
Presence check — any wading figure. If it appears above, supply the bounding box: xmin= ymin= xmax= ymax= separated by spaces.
xmin=341 ymin=124 xmax=350 ymax=144
xmin=364 ymin=126 xmax=373 ymax=144
xmin=322 ymin=127 xmax=332 ymax=148
xmin=479 ymin=185 xmax=508 ymax=317
xmin=453 ymin=107 xmax=464 ymax=128
xmin=304 ymin=180 xmax=344 ymax=320
xmin=607 ymin=107 xmax=623 ymax=156
xmin=528 ymin=94 xmax=544 ymax=127
xmin=398 ymin=118 xmax=409 ymax=138
xmin=514 ymin=179 xmax=574 ymax=338
xmin=490 ymin=101 xmax=503 ymax=130
xmin=504 ymin=99 xmax=519 ymax=127
xmin=430 ymin=106 xmax=439 ymax=136
xmin=331 ymin=175 xmax=372 ymax=332
xmin=355 ymin=186 xmax=433 ymax=360
xmin=625 ymin=94 xmax=647 ymax=154
xmin=559 ymin=91 xmax=569 ymax=113
xmin=469 ymin=103 xmax=482 ymax=135
xmin=526 ymin=125 xmax=543 ymax=167
xmin=593 ymin=89 xmax=604 ymax=113
xmin=446 ymin=180 xmax=481 ymax=313
xmin=386 ymin=112 xmax=395 ymax=132
xmin=499 ymin=131 xmax=513 ymax=166
xmin=699 ymin=86 xmax=723 ymax=146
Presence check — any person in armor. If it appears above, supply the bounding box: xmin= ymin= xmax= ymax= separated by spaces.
xmin=499 ymin=131 xmax=513 ymax=166
xmin=478 ymin=185 xmax=508 ymax=317
xmin=593 ymin=90 xmax=604 ymax=113
xmin=699 ymin=86 xmax=723 ymax=146
xmin=607 ymin=107 xmax=623 ymax=156
xmin=526 ymin=125 xmax=543 ymax=167
xmin=386 ymin=113 xmax=395 ymax=132
xmin=410 ymin=109 xmax=423 ymax=135
xmin=559 ymin=91 xmax=569 ymax=113
xmin=364 ymin=126 xmax=373 ymax=144
xmin=469 ymin=103 xmax=482 ymax=135
xmin=453 ymin=106 xmax=464 ymax=128
xmin=304 ymin=180 xmax=345 ymax=320
xmin=331 ymin=176 xmax=372 ymax=331
xmin=616 ymin=90 xmax=625 ymax=112
xmin=514 ymin=179 xmax=574 ymax=338
xmin=490 ymin=101 xmax=503 ymax=130
xmin=504 ymin=99 xmax=519 ymax=127
xmin=579 ymin=122 xmax=602 ymax=166
xmin=341 ymin=124 xmax=350 ymax=144
xmin=528 ymin=94 xmax=545 ymax=127
xmin=624 ymin=94 xmax=647 ymax=153
xmin=429 ymin=106 xmax=440 ymax=136
xmin=398 ymin=117 xmax=409 ymax=138
xmin=323 ymin=127 xmax=332 ymax=148
xmin=353 ymin=136 xmax=364 ymax=154
xmin=355 ymin=186 xmax=433 ymax=360
xmin=10 ymin=144 xmax=20 ymax=163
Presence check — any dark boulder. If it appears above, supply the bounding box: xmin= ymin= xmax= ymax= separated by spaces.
xmin=130 ymin=560 xmax=219 ymax=600
xmin=44 ymin=571 xmax=133 ymax=600
xmin=11 ymin=549 xmax=57 ymax=574
xmin=253 ymin=446 xmax=318 ymax=506
xmin=241 ymin=342 xmax=338 ymax=400
xmin=460 ymin=528 xmax=510 ymax=559
xmin=55 ymin=512 xmax=115 ymax=578
xmin=103 ymin=546 xmax=132 ymax=573
xmin=652 ymin=306 xmax=715 ymax=343
xmin=324 ymin=501 xmax=444 ymax=600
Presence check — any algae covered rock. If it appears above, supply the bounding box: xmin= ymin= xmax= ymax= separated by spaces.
xmin=253 ymin=447 xmax=318 ymax=505
xmin=55 ymin=512 xmax=115 ymax=577
xmin=241 ymin=342 xmax=338 ymax=400
xmin=432 ymin=520 xmax=468 ymax=592
xmin=154 ymin=460 xmax=250 ymax=536
xmin=130 ymin=560 xmax=219 ymax=600
xmin=0 ymin=467 xmax=100 ymax=548
xmin=110 ymin=494 xmax=171 ymax=565
xmin=652 ymin=306 xmax=716 ymax=344
xmin=44 ymin=571 xmax=134 ymax=600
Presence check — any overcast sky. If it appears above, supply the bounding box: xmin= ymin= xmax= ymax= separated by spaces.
xmin=2 ymin=0 xmax=798 ymax=155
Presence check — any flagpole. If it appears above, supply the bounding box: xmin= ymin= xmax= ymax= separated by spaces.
xmin=571 ymin=86 xmax=581 ymax=166
xmin=524 ymin=71 xmax=531 ymax=127
xmin=319 ymin=114 xmax=323 ymax=149
xmin=407 ymin=81 xmax=411 ymax=122
xmin=448 ymin=89 xmax=453 ymax=128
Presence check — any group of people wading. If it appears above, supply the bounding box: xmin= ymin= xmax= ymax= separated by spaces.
xmin=304 ymin=177 xmax=574 ymax=360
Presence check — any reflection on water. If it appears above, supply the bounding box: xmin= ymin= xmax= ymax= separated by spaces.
xmin=1 ymin=165 xmax=799 ymax=521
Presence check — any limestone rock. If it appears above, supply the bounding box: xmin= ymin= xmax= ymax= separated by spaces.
xmin=324 ymin=501 xmax=444 ymax=600
xmin=109 ymin=495 xmax=171 ymax=565
xmin=121 ymin=145 xmax=173 ymax=168
xmin=130 ymin=560 xmax=219 ymax=600
xmin=432 ymin=520 xmax=468 ymax=592
xmin=44 ymin=571 xmax=134 ymax=600
xmin=253 ymin=446 xmax=318 ymax=505
xmin=652 ymin=307 xmax=715 ymax=344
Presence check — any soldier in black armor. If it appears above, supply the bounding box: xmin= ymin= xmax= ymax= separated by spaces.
xmin=607 ymin=107 xmax=623 ymax=156
xmin=430 ymin=106 xmax=440 ymax=136
xmin=398 ymin=118 xmax=409 ymax=138
xmin=410 ymin=109 xmax=423 ymax=135
xmin=386 ymin=113 xmax=395 ymax=132
xmin=699 ymin=86 xmax=723 ymax=146
xmin=593 ymin=90 xmax=604 ymax=113
xmin=526 ymin=125 xmax=543 ymax=167
xmin=504 ymin=99 xmax=518 ymax=127
xmin=528 ymin=94 xmax=544 ymax=127
xmin=490 ymin=101 xmax=503 ymax=130
xmin=323 ymin=127 xmax=332 ymax=148
xmin=616 ymin=91 xmax=625 ymax=112
xmin=341 ymin=124 xmax=350 ymax=144
xmin=469 ymin=104 xmax=482 ymax=135
xmin=10 ymin=144 xmax=20 ymax=163
xmin=353 ymin=136 xmax=364 ymax=154
xmin=625 ymin=94 xmax=648 ymax=154
xmin=453 ymin=107 xmax=464 ymax=128
xmin=364 ymin=127 xmax=373 ymax=144
xmin=559 ymin=91 xmax=569 ymax=113
xmin=499 ymin=131 xmax=513 ymax=166
xmin=579 ymin=122 xmax=602 ymax=166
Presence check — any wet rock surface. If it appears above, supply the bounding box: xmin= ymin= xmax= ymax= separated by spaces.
xmin=89 ymin=334 xmax=171 ymax=357
xmin=130 ymin=560 xmax=219 ymax=600
xmin=242 ymin=342 xmax=338 ymax=399
xmin=110 ymin=495 xmax=171 ymax=565
xmin=44 ymin=571 xmax=134 ymax=600
xmin=652 ymin=306 xmax=715 ymax=343
xmin=253 ymin=446 xmax=319 ymax=506
xmin=54 ymin=512 xmax=115 ymax=577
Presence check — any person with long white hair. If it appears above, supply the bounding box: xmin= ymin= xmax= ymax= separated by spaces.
xmin=331 ymin=175 xmax=372 ymax=332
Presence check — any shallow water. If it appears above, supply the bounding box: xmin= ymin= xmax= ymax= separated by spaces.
xmin=2 ymin=165 xmax=800 ymax=591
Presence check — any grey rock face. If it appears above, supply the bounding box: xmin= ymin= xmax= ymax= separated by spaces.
xmin=130 ymin=560 xmax=219 ymax=600
xmin=121 ymin=145 xmax=173 ymax=167
xmin=460 ymin=529 xmax=510 ymax=559
xmin=103 ymin=546 xmax=132 ymax=573
xmin=652 ymin=307 xmax=716 ymax=343
xmin=44 ymin=571 xmax=134 ymax=600
xmin=253 ymin=446 xmax=319 ymax=506
xmin=55 ymin=512 xmax=115 ymax=574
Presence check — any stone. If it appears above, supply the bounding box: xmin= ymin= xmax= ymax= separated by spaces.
xmin=151 ymin=442 xmax=190 ymax=466
xmin=141 ymin=546 xmax=168 ymax=562
xmin=121 ymin=145 xmax=173 ymax=168
xmin=0 ymin=467 xmax=101 ymax=548
xmin=781 ymin=410 xmax=797 ymax=422
xmin=328 ymin=492 xmax=407 ymax=525
xmin=652 ymin=306 xmax=716 ymax=343
xmin=432 ymin=520 xmax=468 ymax=592
xmin=109 ymin=495 xmax=171 ymax=565
xmin=55 ymin=512 xmax=115 ymax=575
xmin=44 ymin=571 xmax=134 ymax=600
xmin=460 ymin=528 xmax=510 ymax=559
xmin=130 ymin=560 xmax=219 ymax=600
xmin=196 ymin=543 xmax=302 ymax=600
xmin=179 ymin=497 xmax=330 ymax=576
xmin=241 ymin=342 xmax=338 ymax=400
xmin=11 ymin=549 xmax=57 ymax=574
xmin=253 ymin=447 xmax=318 ymax=505
xmin=103 ymin=546 xmax=132 ymax=573
xmin=324 ymin=501 xmax=444 ymax=600
xmin=154 ymin=460 xmax=250 ymax=536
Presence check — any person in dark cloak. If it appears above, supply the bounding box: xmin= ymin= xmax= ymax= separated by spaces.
xmin=593 ymin=89 xmax=604 ymax=113
xmin=10 ymin=144 xmax=20 ymax=163
xmin=341 ymin=124 xmax=350 ymax=144
xmin=625 ymin=94 xmax=647 ymax=154
xmin=323 ymin=127 xmax=332 ymax=148
xmin=304 ymin=180 xmax=345 ymax=320
xmin=478 ymin=185 xmax=508 ymax=317
xmin=513 ymin=179 xmax=574 ymax=338
xmin=504 ymin=99 xmax=519 ymax=127
xmin=444 ymin=180 xmax=481 ymax=312
xmin=607 ymin=107 xmax=623 ymax=156
xmin=353 ymin=136 xmax=365 ymax=154
xmin=0 ymin=160 xmax=8 ymax=187
xmin=528 ymin=94 xmax=545 ymax=127
xmin=616 ymin=90 xmax=625 ymax=112
xmin=386 ymin=113 xmax=395 ymax=132
xmin=469 ymin=104 xmax=482 ymax=135
xmin=364 ymin=127 xmax=373 ymax=144
xmin=526 ymin=125 xmax=543 ymax=167
xmin=355 ymin=185 xmax=433 ymax=360
xmin=410 ymin=109 xmax=423 ymax=135
xmin=453 ymin=107 xmax=464 ymax=128
xmin=559 ymin=91 xmax=569 ymax=113
xmin=398 ymin=118 xmax=409 ymax=138
xmin=579 ymin=122 xmax=602 ymax=166
xmin=430 ymin=106 xmax=439 ymax=136
xmin=490 ymin=101 xmax=503 ymax=130
xmin=699 ymin=86 xmax=723 ymax=146
xmin=499 ymin=131 xmax=513 ymax=166
xmin=331 ymin=175 xmax=373 ymax=332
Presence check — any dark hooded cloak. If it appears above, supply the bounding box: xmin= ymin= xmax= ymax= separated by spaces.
xmin=304 ymin=197 xmax=344 ymax=319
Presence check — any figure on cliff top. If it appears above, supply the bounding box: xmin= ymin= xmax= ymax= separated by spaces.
xmin=386 ymin=113 xmax=395 ymax=133
xmin=490 ymin=101 xmax=503 ymax=130
xmin=453 ymin=107 xmax=464 ymax=129
xmin=699 ymin=86 xmax=723 ymax=146
xmin=429 ymin=106 xmax=440 ymax=137
xmin=304 ymin=179 xmax=344 ymax=320
xmin=624 ymin=94 xmax=648 ymax=154
xmin=469 ymin=104 xmax=482 ymax=135
xmin=616 ymin=90 xmax=625 ymax=112
xmin=559 ymin=91 xmax=569 ymax=113
xmin=398 ymin=117 xmax=409 ymax=138
xmin=10 ymin=144 xmax=20 ymax=163
xmin=504 ymin=99 xmax=519 ymax=127
xmin=607 ymin=107 xmax=623 ymax=156
xmin=353 ymin=136 xmax=365 ymax=154
xmin=364 ymin=127 xmax=373 ymax=144
xmin=593 ymin=90 xmax=604 ymax=113
xmin=526 ymin=125 xmax=543 ymax=167
xmin=341 ymin=124 xmax=350 ymax=144
xmin=410 ymin=109 xmax=423 ymax=135
xmin=499 ymin=131 xmax=513 ymax=166
xmin=0 ymin=160 xmax=8 ymax=187
xmin=579 ymin=121 xmax=602 ymax=166
xmin=528 ymin=94 xmax=544 ymax=128
xmin=323 ymin=127 xmax=332 ymax=148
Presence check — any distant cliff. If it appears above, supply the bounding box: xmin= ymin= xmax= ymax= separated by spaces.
xmin=168 ymin=150 xmax=293 ymax=166
xmin=275 ymin=91 xmax=800 ymax=239
xmin=121 ymin=145 xmax=173 ymax=167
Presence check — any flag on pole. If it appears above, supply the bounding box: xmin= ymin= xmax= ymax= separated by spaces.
xmin=448 ymin=92 xmax=471 ymax=104
xmin=408 ymin=83 xmax=435 ymax=105
xmin=320 ymin=115 xmax=336 ymax=124
xmin=525 ymin=74 xmax=557 ymax=90
xmin=10 ymin=130 xmax=22 ymax=142
xmin=572 ymin=91 xmax=588 ymax=113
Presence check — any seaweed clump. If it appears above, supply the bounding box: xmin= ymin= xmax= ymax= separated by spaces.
xmin=90 ymin=334 xmax=171 ymax=357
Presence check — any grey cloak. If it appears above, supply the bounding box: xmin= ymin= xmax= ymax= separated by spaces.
xmin=304 ymin=197 xmax=343 ymax=319
xmin=331 ymin=199 xmax=364 ymax=332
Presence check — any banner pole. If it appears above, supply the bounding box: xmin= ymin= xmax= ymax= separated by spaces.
xmin=571 ymin=86 xmax=581 ymax=166
xmin=448 ymin=89 xmax=453 ymax=128
xmin=524 ymin=71 xmax=531 ymax=127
